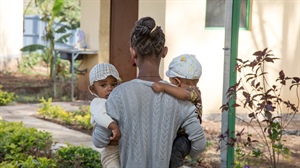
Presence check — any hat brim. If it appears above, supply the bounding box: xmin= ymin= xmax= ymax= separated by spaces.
xmin=166 ymin=70 xmax=174 ymax=78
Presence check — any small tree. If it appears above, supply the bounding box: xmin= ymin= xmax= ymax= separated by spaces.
xmin=219 ymin=48 xmax=299 ymax=167
xmin=21 ymin=0 xmax=80 ymax=78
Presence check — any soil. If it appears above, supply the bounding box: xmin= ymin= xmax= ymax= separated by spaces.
xmin=0 ymin=71 xmax=53 ymax=94
xmin=1 ymin=71 xmax=300 ymax=168
xmin=0 ymin=69 xmax=73 ymax=102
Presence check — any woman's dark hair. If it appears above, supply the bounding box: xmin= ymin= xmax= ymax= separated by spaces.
xmin=130 ymin=16 xmax=165 ymax=57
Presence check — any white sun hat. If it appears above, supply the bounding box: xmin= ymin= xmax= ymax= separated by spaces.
xmin=166 ymin=54 xmax=202 ymax=79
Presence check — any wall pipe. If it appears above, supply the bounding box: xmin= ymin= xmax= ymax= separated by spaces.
xmin=221 ymin=0 xmax=241 ymax=167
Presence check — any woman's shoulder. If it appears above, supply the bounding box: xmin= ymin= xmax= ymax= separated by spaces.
xmin=116 ymin=79 xmax=154 ymax=89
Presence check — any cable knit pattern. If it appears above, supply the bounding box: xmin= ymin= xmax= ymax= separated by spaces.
xmin=92 ymin=79 xmax=206 ymax=168
xmin=152 ymin=93 xmax=161 ymax=161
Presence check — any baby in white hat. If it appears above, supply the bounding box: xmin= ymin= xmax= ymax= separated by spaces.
xmin=88 ymin=63 xmax=121 ymax=168
xmin=151 ymin=54 xmax=203 ymax=168
xmin=152 ymin=54 xmax=202 ymax=119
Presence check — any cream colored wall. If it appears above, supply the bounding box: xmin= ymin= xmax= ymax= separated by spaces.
xmin=80 ymin=0 xmax=100 ymax=51
xmin=246 ymin=0 xmax=300 ymax=114
xmin=139 ymin=0 xmax=166 ymax=77
xmin=163 ymin=0 xmax=225 ymax=116
xmin=0 ymin=0 xmax=23 ymax=71
xmin=78 ymin=0 xmax=112 ymax=99
xmin=157 ymin=0 xmax=300 ymax=115
xmin=79 ymin=0 xmax=300 ymax=110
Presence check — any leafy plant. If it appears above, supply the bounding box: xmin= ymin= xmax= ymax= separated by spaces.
xmin=18 ymin=156 xmax=57 ymax=168
xmin=219 ymin=48 xmax=299 ymax=167
xmin=0 ymin=120 xmax=100 ymax=167
xmin=55 ymin=144 xmax=102 ymax=168
xmin=18 ymin=52 xmax=44 ymax=74
xmin=38 ymin=98 xmax=92 ymax=129
xmin=21 ymin=0 xmax=80 ymax=78
xmin=0 ymin=121 xmax=53 ymax=163
xmin=0 ymin=85 xmax=17 ymax=106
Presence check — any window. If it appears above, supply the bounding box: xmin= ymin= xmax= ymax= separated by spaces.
xmin=205 ymin=0 xmax=250 ymax=29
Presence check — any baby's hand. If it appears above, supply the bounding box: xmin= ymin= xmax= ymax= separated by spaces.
xmin=110 ymin=126 xmax=121 ymax=141
xmin=108 ymin=140 xmax=118 ymax=146
xmin=152 ymin=82 xmax=165 ymax=92
xmin=108 ymin=121 xmax=121 ymax=141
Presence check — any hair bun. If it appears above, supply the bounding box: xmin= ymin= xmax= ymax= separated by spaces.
xmin=130 ymin=16 xmax=165 ymax=57
xmin=135 ymin=25 xmax=151 ymax=37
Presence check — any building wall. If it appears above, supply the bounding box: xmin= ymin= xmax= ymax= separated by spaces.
xmin=77 ymin=0 xmax=101 ymax=100
xmin=78 ymin=0 xmax=138 ymax=100
xmin=79 ymin=0 xmax=299 ymax=115
xmin=138 ymin=0 xmax=166 ymax=77
xmin=158 ymin=0 xmax=300 ymax=116
xmin=0 ymin=0 xmax=23 ymax=71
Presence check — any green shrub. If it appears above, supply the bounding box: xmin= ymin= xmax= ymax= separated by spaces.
xmin=38 ymin=98 xmax=92 ymax=129
xmin=0 ymin=155 xmax=57 ymax=168
xmin=0 ymin=121 xmax=53 ymax=163
xmin=38 ymin=97 xmax=62 ymax=118
xmin=0 ymin=120 xmax=101 ymax=167
xmin=55 ymin=145 xmax=102 ymax=168
xmin=0 ymin=85 xmax=17 ymax=106
xmin=73 ymin=106 xmax=92 ymax=129
xmin=0 ymin=161 xmax=18 ymax=168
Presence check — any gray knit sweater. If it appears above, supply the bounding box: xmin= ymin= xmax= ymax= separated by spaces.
xmin=92 ymin=79 xmax=206 ymax=168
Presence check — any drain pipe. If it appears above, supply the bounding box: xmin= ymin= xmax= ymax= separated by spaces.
xmin=221 ymin=0 xmax=241 ymax=167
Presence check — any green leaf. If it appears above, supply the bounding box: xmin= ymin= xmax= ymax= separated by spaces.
xmin=52 ymin=0 xmax=64 ymax=16
xmin=20 ymin=44 xmax=46 ymax=52
xmin=55 ymin=33 xmax=73 ymax=44
xmin=252 ymin=149 xmax=263 ymax=157
xmin=55 ymin=25 xmax=69 ymax=33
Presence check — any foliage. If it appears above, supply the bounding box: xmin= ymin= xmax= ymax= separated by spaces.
xmin=24 ymin=0 xmax=81 ymax=22
xmin=19 ymin=52 xmax=44 ymax=73
xmin=55 ymin=144 xmax=102 ymax=168
xmin=0 ymin=120 xmax=100 ymax=167
xmin=38 ymin=98 xmax=92 ymax=129
xmin=219 ymin=48 xmax=299 ymax=167
xmin=0 ymin=121 xmax=53 ymax=163
xmin=0 ymin=85 xmax=17 ymax=106
xmin=0 ymin=153 xmax=56 ymax=167
xmin=72 ymin=106 xmax=92 ymax=129
xmin=21 ymin=0 xmax=80 ymax=78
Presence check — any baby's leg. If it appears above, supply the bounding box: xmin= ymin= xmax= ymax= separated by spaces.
xmin=101 ymin=145 xmax=120 ymax=168
xmin=169 ymin=134 xmax=191 ymax=168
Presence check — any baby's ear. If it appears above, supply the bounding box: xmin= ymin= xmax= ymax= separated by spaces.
xmin=174 ymin=77 xmax=182 ymax=87
xmin=89 ymin=85 xmax=95 ymax=93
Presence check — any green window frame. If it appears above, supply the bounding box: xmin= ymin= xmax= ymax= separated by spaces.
xmin=205 ymin=0 xmax=250 ymax=30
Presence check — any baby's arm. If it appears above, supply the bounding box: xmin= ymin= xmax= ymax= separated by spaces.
xmin=152 ymin=82 xmax=190 ymax=100
xmin=152 ymin=82 xmax=203 ymax=124
xmin=92 ymin=113 xmax=121 ymax=141
xmin=90 ymin=99 xmax=121 ymax=141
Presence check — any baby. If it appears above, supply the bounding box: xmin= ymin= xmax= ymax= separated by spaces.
xmin=88 ymin=63 xmax=121 ymax=168
xmin=152 ymin=54 xmax=203 ymax=167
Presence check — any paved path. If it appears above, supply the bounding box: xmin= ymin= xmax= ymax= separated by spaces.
xmin=0 ymin=102 xmax=101 ymax=152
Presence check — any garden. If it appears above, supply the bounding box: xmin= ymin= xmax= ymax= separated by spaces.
xmin=1 ymin=48 xmax=300 ymax=167
xmin=1 ymin=0 xmax=299 ymax=167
